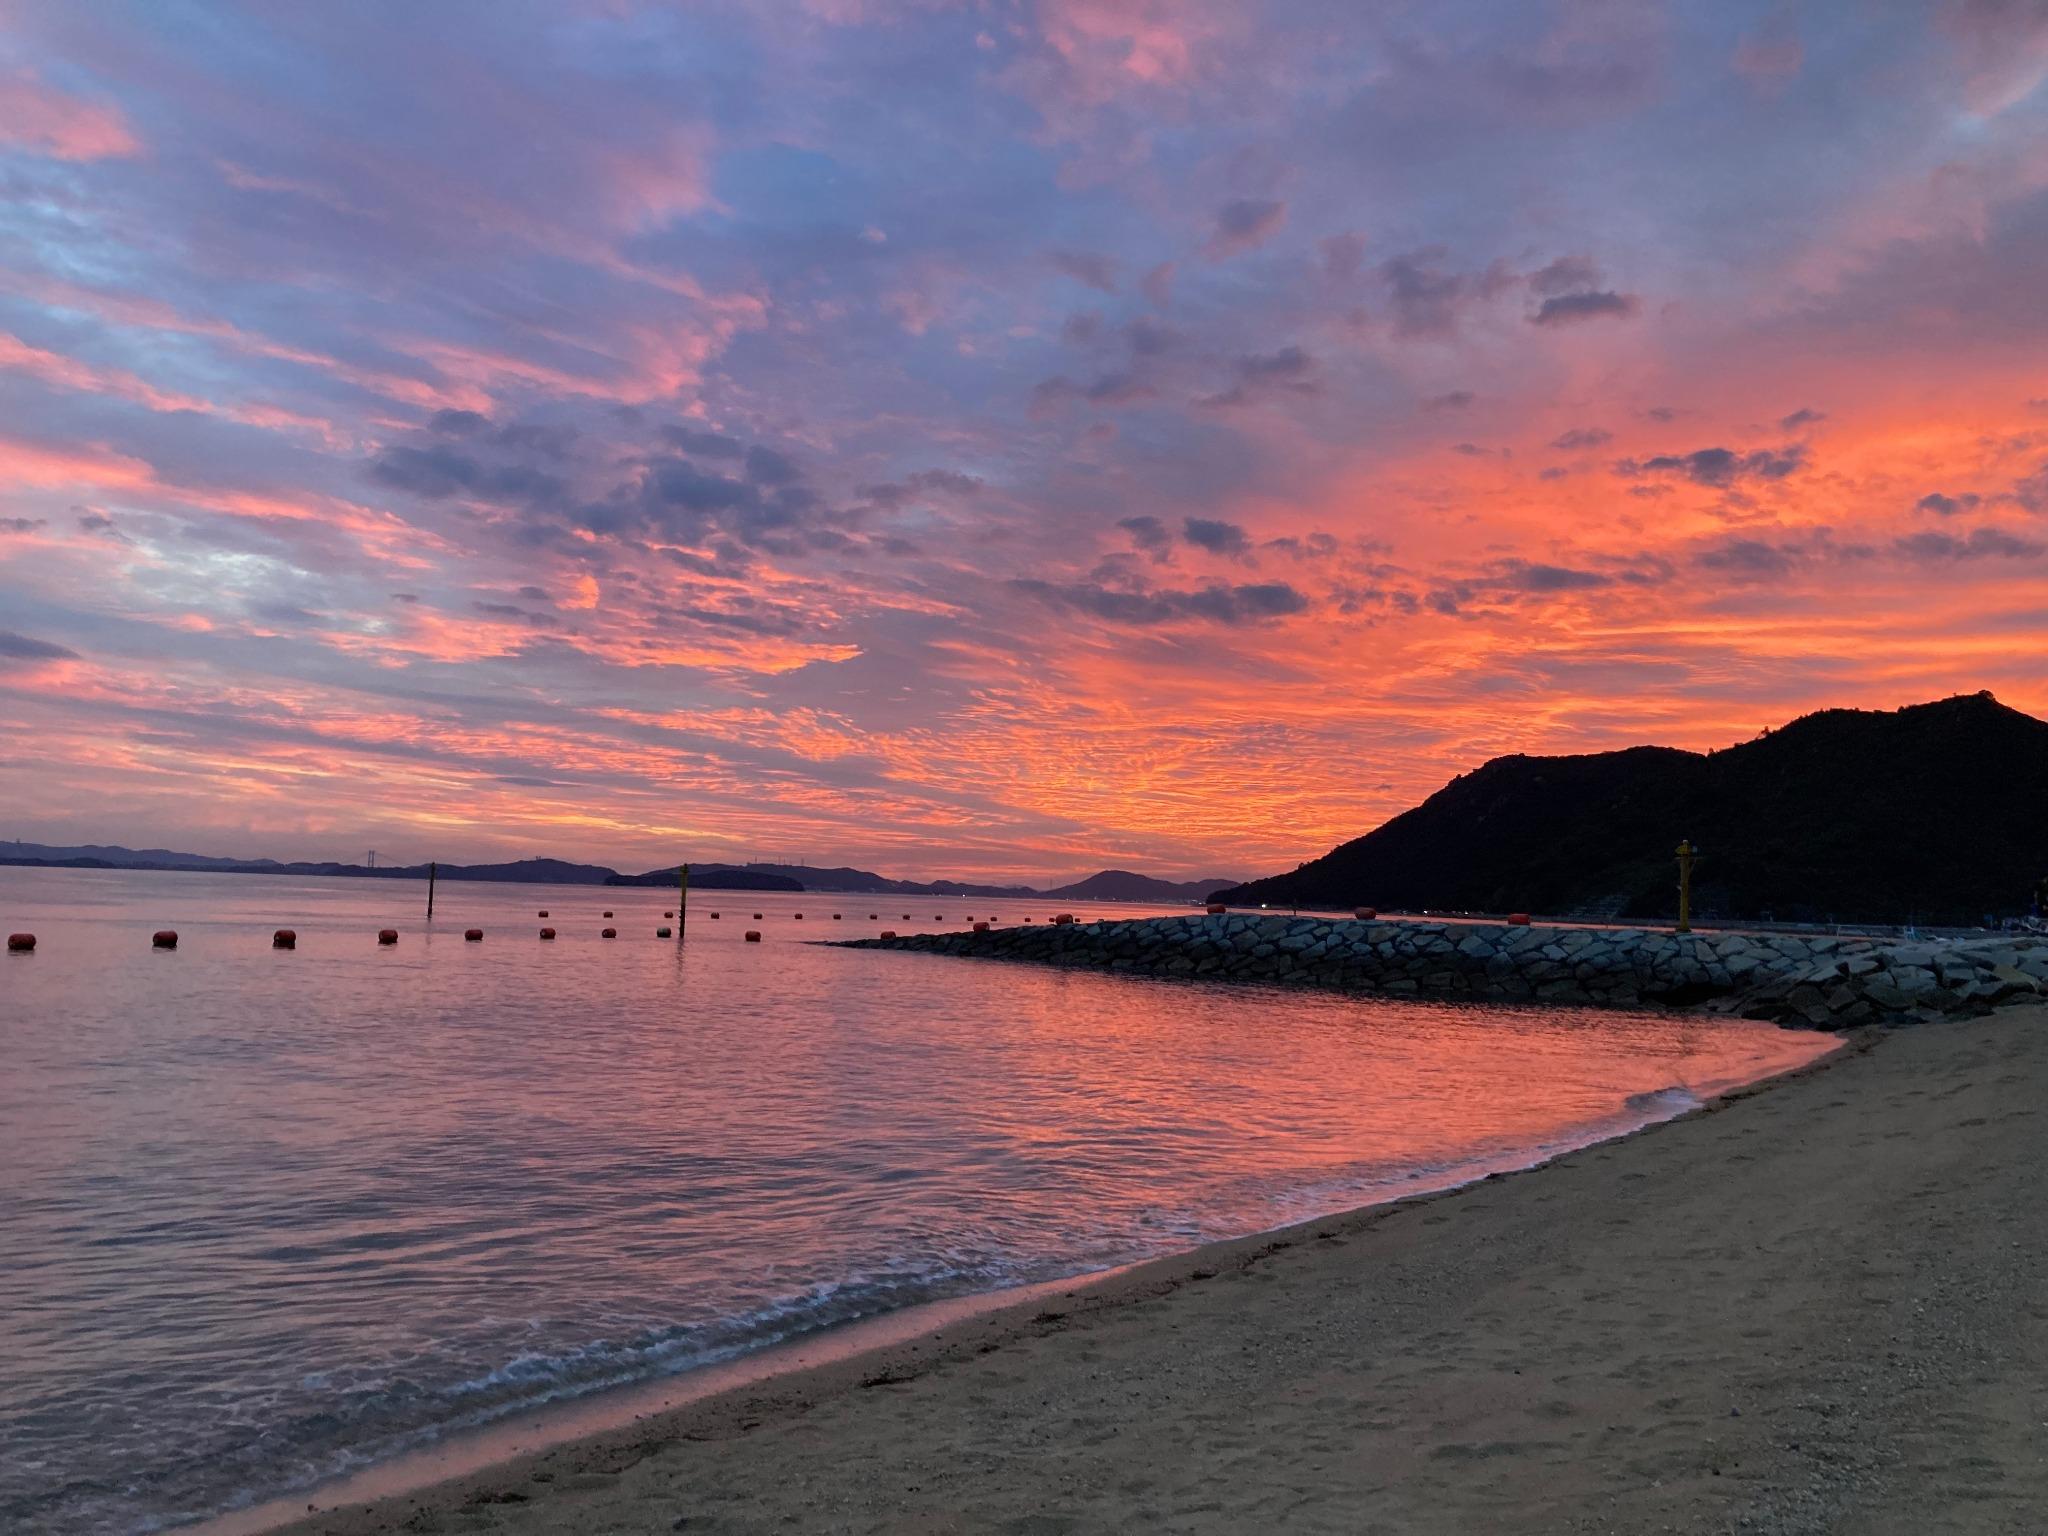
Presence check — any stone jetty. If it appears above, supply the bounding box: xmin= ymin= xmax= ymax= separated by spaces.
xmin=837 ymin=913 xmax=2048 ymax=1029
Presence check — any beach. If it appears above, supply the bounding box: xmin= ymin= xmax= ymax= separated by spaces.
xmin=262 ymin=1007 xmax=2048 ymax=1535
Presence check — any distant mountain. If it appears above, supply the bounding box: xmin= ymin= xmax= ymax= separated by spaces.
xmin=1042 ymin=869 xmax=1243 ymax=902
xmin=709 ymin=863 xmax=1237 ymax=900
xmin=609 ymin=866 xmax=802 ymax=891
xmin=1215 ymin=693 xmax=2048 ymax=925
xmin=0 ymin=849 xmax=627 ymax=884
xmin=691 ymin=863 xmax=1039 ymax=898
xmin=410 ymin=857 xmax=621 ymax=884
xmin=1 ymin=845 xmax=1216 ymax=903
xmin=0 ymin=842 xmax=290 ymax=872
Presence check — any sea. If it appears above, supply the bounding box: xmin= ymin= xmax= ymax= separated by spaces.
xmin=0 ymin=865 xmax=1837 ymax=1533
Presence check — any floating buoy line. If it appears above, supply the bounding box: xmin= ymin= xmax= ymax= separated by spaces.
xmin=6 ymin=904 xmax=1063 ymax=957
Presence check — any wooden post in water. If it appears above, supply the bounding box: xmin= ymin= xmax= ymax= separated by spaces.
xmin=427 ymin=860 xmax=437 ymax=919
xmin=1675 ymin=839 xmax=1696 ymax=933
xmin=678 ymin=863 xmax=689 ymax=939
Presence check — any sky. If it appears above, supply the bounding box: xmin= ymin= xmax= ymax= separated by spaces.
xmin=1 ymin=0 xmax=2046 ymax=883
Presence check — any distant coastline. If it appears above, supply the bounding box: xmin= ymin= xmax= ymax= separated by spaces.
xmin=0 ymin=846 xmax=1239 ymax=902
xmin=0 ymin=851 xmax=800 ymax=891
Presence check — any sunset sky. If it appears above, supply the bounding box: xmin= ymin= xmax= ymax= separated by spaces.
xmin=2 ymin=1 xmax=2045 ymax=882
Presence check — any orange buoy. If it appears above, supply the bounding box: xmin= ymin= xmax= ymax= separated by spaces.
xmin=603 ymin=910 xmax=614 ymax=919
xmin=880 ymin=930 xmax=897 ymax=939
xmin=377 ymin=929 xmax=398 ymax=945
xmin=1206 ymin=903 xmax=1227 ymax=915
xmin=539 ymin=927 xmax=556 ymax=940
xmin=832 ymin=913 xmax=842 ymax=920
xmin=1507 ymin=912 xmax=1532 ymax=926
xmin=601 ymin=927 xmax=617 ymax=939
xmin=273 ymin=929 xmax=296 ymax=949
xmin=153 ymin=930 xmax=178 ymax=949
xmin=664 ymin=910 xmax=674 ymax=918
xmin=753 ymin=912 xmax=763 ymax=920
xmin=794 ymin=913 xmax=804 ymax=920
xmin=744 ymin=930 xmax=762 ymax=942
xmin=973 ymin=921 xmax=990 ymax=932
xmin=934 ymin=915 xmax=943 ymax=921
xmin=7 ymin=933 xmax=36 ymax=952
xmin=1053 ymin=913 xmax=1075 ymax=926
xmin=711 ymin=911 xmax=720 ymax=919
xmin=1353 ymin=907 xmax=1377 ymax=920
xmin=869 ymin=913 xmax=878 ymax=920
xmin=656 ymin=926 xmax=672 ymax=937
xmin=464 ymin=928 xmax=484 ymax=941
xmin=538 ymin=910 xmax=549 ymax=918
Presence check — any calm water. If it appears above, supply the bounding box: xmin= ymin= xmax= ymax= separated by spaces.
xmin=0 ymin=867 xmax=1834 ymax=1533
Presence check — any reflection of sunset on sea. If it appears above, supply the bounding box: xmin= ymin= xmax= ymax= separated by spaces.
xmin=4 ymin=4 xmax=2047 ymax=880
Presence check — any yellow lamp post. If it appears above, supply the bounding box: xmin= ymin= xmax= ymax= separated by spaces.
xmin=1676 ymin=839 xmax=1697 ymax=933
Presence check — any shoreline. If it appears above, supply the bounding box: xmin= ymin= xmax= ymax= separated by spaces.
xmin=842 ymin=913 xmax=2048 ymax=1029
xmin=231 ymin=1025 xmax=1877 ymax=1536
xmin=191 ymin=1266 xmax=1137 ymax=1536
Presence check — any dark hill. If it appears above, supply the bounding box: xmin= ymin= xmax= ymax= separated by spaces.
xmin=609 ymin=865 xmax=802 ymax=890
xmin=1043 ymin=869 xmax=1245 ymax=902
xmin=709 ymin=864 xmax=1035 ymax=898
xmin=0 ymin=845 xmax=1208 ymax=900
xmin=0 ymin=849 xmax=625 ymax=884
xmin=1215 ymin=693 xmax=2048 ymax=925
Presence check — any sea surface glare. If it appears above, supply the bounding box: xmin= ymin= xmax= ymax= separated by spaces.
xmin=0 ymin=867 xmax=1836 ymax=1533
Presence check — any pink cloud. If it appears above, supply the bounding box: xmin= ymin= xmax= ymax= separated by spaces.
xmin=0 ymin=71 xmax=138 ymax=160
xmin=590 ymin=124 xmax=716 ymax=230
xmin=0 ymin=331 xmax=341 ymax=439
xmin=1038 ymin=0 xmax=1210 ymax=95
xmin=0 ymin=433 xmax=156 ymax=493
xmin=1939 ymin=0 xmax=2048 ymax=116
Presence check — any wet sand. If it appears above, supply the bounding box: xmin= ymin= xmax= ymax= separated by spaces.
xmin=266 ymin=1010 xmax=2048 ymax=1535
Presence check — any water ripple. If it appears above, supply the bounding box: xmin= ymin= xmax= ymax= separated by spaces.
xmin=0 ymin=868 xmax=1833 ymax=1534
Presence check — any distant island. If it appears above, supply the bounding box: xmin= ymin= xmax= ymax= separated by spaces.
xmin=0 ymin=844 xmax=1240 ymax=904
xmin=1214 ymin=692 xmax=2048 ymax=927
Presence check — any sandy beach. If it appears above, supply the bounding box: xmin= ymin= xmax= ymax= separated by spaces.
xmin=267 ymin=1009 xmax=2048 ymax=1536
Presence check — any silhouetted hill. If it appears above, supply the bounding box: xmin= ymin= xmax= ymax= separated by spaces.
xmin=693 ymin=863 xmax=1038 ymax=897
xmin=0 ymin=850 xmax=629 ymax=883
xmin=609 ymin=866 xmax=802 ymax=890
xmin=725 ymin=864 xmax=1239 ymax=900
xmin=1 ymin=845 xmax=1207 ymax=902
xmin=1 ymin=842 xmax=290 ymax=872
xmin=1043 ymin=869 xmax=1244 ymax=902
xmin=1215 ymin=693 xmax=2048 ymax=925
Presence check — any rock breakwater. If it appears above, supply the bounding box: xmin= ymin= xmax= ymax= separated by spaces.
xmin=838 ymin=914 xmax=2048 ymax=1029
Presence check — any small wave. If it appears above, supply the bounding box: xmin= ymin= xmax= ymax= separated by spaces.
xmin=107 ymin=1258 xmax=1064 ymax=1535
xmin=1623 ymin=1084 xmax=1703 ymax=1116
xmin=259 ymin=1085 xmax=1718 ymax=1513
xmin=438 ymin=1263 xmax=1032 ymax=1407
